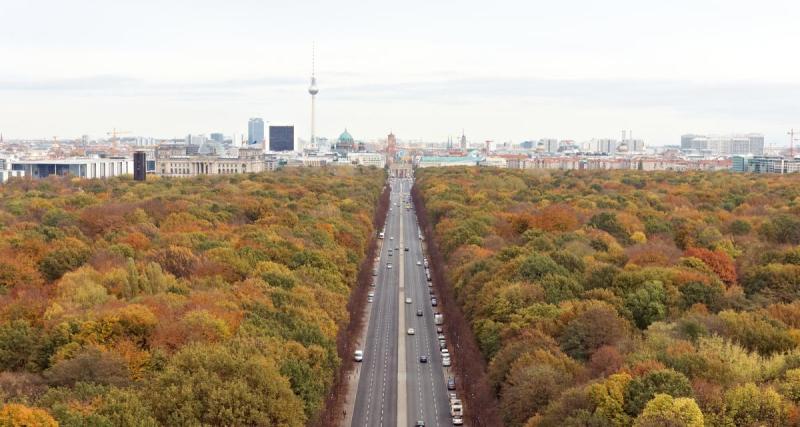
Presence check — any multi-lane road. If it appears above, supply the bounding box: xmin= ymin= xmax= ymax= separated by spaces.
xmin=351 ymin=177 xmax=454 ymax=427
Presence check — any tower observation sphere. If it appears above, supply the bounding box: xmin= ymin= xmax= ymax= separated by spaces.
xmin=309 ymin=77 xmax=319 ymax=96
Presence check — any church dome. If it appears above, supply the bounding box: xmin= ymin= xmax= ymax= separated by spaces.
xmin=338 ymin=129 xmax=354 ymax=143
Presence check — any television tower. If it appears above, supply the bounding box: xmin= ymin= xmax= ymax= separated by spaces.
xmin=308 ymin=44 xmax=319 ymax=151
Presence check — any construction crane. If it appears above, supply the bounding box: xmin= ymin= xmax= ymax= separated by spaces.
xmin=106 ymin=128 xmax=132 ymax=151
xmin=789 ymin=129 xmax=800 ymax=158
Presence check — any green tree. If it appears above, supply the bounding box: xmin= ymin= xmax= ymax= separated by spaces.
xmin=624 ymin=280 xmax=667 ymax=329
xmin=589 ymin=212 xmax=629 ymax=244
xmin=559 ymin=302 xmax=628 ymax=360
xmin=623 ymin=369 xmax=693 ymax=416
xmin=0 ymin=320 xmax=39 ymax=371
xmin=147 ymin=343 xmax=305 ymax=426
xmin=38 ymin=239 xmax=92 ymax=281
xmin=518 ymin=253 xmax=568 ymax=281
xmin=759 ymin=214 xmax=800 ymax=244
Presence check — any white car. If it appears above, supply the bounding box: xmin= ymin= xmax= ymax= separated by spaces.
xmin=442 ymin=357 xmax=451 ymax=367
xmin=390 ymin=236 xmax=394 ymax=240
xmin=441 ymin=349 xmax=450 ymax=357
xmin=452 ymin=417 xmax=463 ymax=425
xmin=387 ymin=263 xmax=392 ymax=269
xmin=405 ymin=298 xmax=412 ymax=304
xmin=368 ymin=291 xmax=375 ymax=297
xmin=407 ymin=328 xmax=415 ymax=335
xmin=354 ymin=350 xmax=363 ymax=362
xmin=416 ymin=261 xmax=422 ymax=266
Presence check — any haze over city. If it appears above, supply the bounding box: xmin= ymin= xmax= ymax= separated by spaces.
xmin=2 ymin=0 xmax=800 ymax=145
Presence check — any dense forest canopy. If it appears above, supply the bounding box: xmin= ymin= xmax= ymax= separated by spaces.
xmin=415 ymin=167 xmax=800 ymax=427
xmin=0 ymin=167 xmax=384 ymax=426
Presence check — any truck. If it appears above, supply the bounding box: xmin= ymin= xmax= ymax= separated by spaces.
xmin=434 ymin=313 xmax=444 ymax=325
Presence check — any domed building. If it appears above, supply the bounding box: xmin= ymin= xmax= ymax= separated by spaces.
xmin=335 ymin=129 xmax=356 ymax=154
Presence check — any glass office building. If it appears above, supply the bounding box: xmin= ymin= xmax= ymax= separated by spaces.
xmin=269 ymin=126 xmax=295 ymax=152
xmin=248 ymin=118 xmax=265 ymax=145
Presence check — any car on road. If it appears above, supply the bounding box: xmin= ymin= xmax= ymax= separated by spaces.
xmin=437 ymin=327 xmax=443 ymax=333
xmin=354 ymin=350 xmax=363 ymax=362
xmin=407 ymin=328 xmax=415 ymax=335
xmin=419 ymin=355 xmax=428 ymax=363
xmin=367 ymin=296 xmax=373 ymax=303
xmin=441 ymin=348 xmax=450 ymax=358
xmin=387 ymin=263 xmax=392 ymax=269
xmin=416 ymin=261 xmax=422 ymax=266
xmin=390 ymin=236 xmax=394 ymax=240
xmin=405 ymin=247 xmax=409 ymax=251
xmin=415 ymin=421 xmax=425 ymax=427
xmin=452 ymin=417 xmax=463 ymax=425
xmin=405 ymin=297 xmax=412 ymax=304
xmin=416 ymin=309 xmax=423 ymax=316
xmin=438 ymin=334 xmax=446 ymax=340
xmin=447 ymin=377 xmax=456 ymax=390
xmin=431 ymin=298 xmax=438 ymax=306
xmin=442 ymin=357 xmax=451 ymax=367
xmin=368 ymin=291 xmax=374 ymax=297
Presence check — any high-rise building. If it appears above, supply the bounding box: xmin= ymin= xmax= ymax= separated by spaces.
xmin=539 ymin=138 xmax=559 ymax=153
xmin=133 ymin=151 xmax=147 ymax=181
xmin=210 ymin=133 xmax=224 ymax=143
xmin=460 ymin=131 xmax=467 ymax=150
xmin=681 ymin=134 xmax=699 ymax=150
xmin=248 ymin=118 xmax=265 ymax=145
xmin=269 ymin=126 xmax=295 ymax=152
xmin=590 ymin=139 xmax=617 ymax=153
xmin=186 ymin=134 xmax=207 ymax=146
xmin=681 ymin=133 xmax=764 ymax=155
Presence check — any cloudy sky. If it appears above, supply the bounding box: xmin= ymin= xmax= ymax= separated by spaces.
xmin=2 ymin=0 xmax=800 ymax=146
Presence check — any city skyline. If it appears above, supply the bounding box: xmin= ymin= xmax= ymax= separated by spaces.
xmin=2 ymin=1 xmax=800 ymax=145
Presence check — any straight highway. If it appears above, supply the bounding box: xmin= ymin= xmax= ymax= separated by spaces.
xmin=351 ymin=177 xmax=454 ymax=427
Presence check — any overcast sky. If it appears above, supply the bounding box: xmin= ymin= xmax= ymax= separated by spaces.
xmin=2 ymin=0 xmax=800 ymax=146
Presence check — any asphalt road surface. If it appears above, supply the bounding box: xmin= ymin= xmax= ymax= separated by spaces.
xmin=351 ymin=177 xmax=452 ymax=427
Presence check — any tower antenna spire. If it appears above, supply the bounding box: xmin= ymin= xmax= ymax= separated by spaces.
xmin=308 ymin=43 xmax=319 ymax=153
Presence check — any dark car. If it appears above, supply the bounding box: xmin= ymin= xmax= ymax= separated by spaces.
xmin=447 ymin=377 xmax=456 ymax=390
xmin=415 ymin=421 xmax=425 ymax=427
xmin=405 ymin=247 xmax=409 ymax=251
xmin=419 ymin=355 xmax=428 ymax=363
